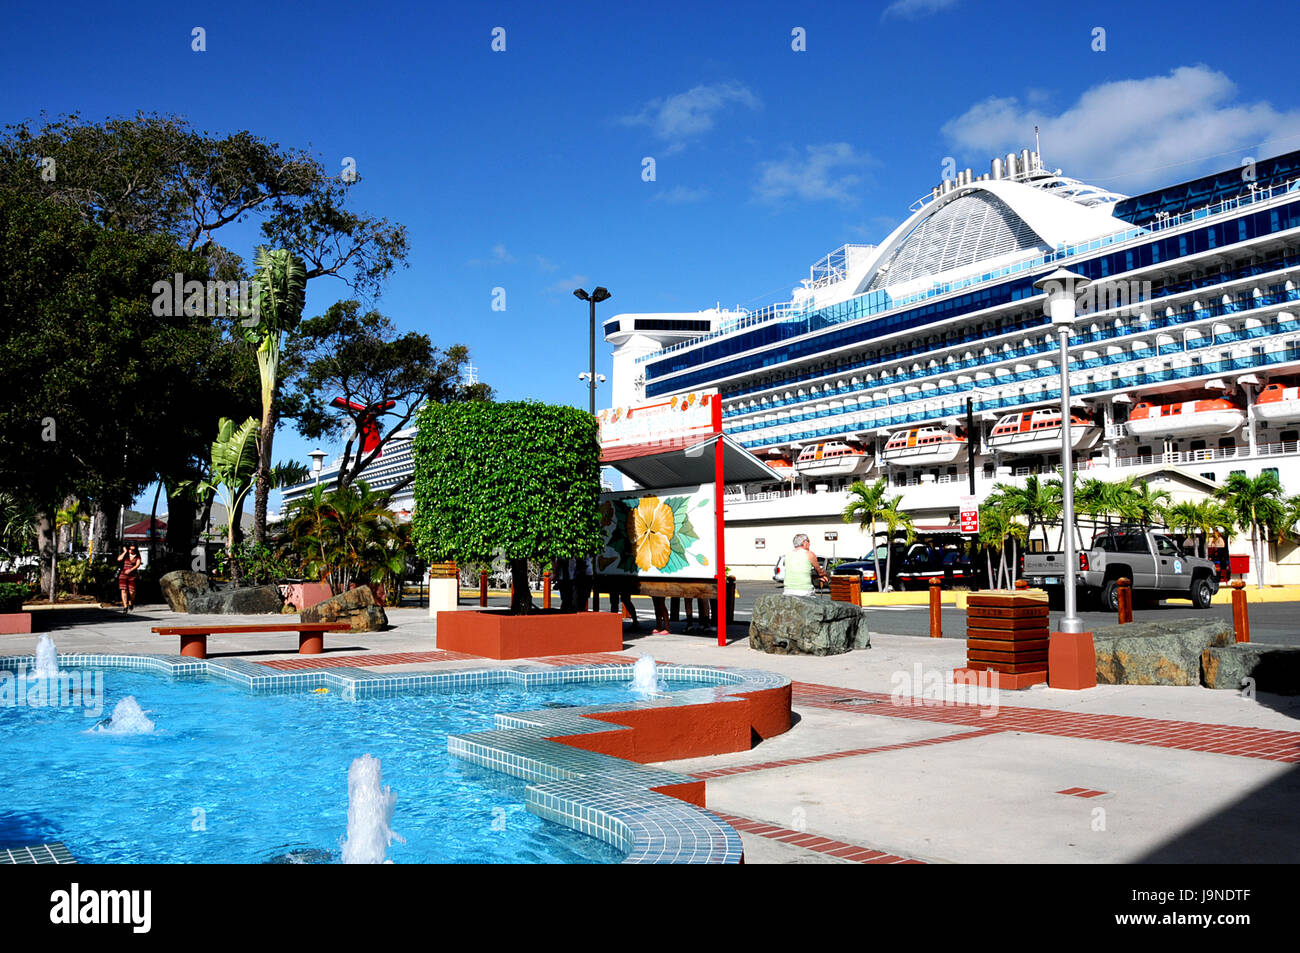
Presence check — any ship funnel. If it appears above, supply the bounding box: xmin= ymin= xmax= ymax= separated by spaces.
xmin=1020 ymin=149 xmax=1032 ymax=174
xmin=991 ymin=157 xmax=1004 ymax=179
xmin=1005 ymin=152 xmax=1018 ymax=178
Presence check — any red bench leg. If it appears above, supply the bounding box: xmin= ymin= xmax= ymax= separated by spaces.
xmin=299 ymin=631 xmax=324 ymax=655
xmin=179 ymin=634 xmax=208 ymax=659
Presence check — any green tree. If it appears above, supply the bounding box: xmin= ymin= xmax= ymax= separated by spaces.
xmin=843 ymin=478 xmax=890 ymax=591
xmin=991 ymin=474 xmax=1060 ymax=550
xmin=245 ymin=247 xmax=308 ymax=545
xmin=878 ymin=495 xmax=916 ymax=593
xmin=411 ymin=402 xmax=602 ymax=613
xmin=188 ymin=417 xmax=260 ymax=586
xmin=280 ymin=300 xmax=493 ymax=492
xmin=1215 ymin=472 xmax=1285 ymax=589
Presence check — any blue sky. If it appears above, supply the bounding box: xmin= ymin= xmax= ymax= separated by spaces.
xmin=3 ymin=0 xmax=1299 ymax=511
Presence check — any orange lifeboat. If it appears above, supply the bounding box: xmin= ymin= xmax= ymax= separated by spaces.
xmin=1255 ymin=382 xmax=1300 ymax=423
xmin=1127 ymin=397 xmax=1244 ymax=438
xmin=793 ymin=440 xmax=871 ymax=477
xmin=880 ymin=427 xmax=967 ymax=466
xmin=988 ymin=408 xmax=1100 ymax=456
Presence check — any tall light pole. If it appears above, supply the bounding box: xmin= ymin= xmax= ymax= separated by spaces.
xmin=309 ymin=449 xmax=327 ymax=486
xmin=1035 ymin=267 xmax=1091 ymax=634
xmin=573 ymin=287 xmax=611 ymax=414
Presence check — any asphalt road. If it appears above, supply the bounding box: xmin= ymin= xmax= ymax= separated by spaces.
xmin=458 ymin=585 xmax=1300 ymax=646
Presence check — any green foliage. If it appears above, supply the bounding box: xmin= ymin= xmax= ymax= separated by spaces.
xmin=278 ymin=481 xmax=409 ymax=596
xmin=411 ymin=401 xmax=602 ymax=568
xmin=0 ymin=581 xmax=33 ymax=613
xmin=212 ymin=542 xmax=294 ymax=587
xmin=55 ymin=556 xmax=119 ymax=598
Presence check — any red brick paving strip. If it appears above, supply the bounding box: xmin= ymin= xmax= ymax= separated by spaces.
xmin=689 ymin=727 xmax=1001 ymax=779
xmin=712 ymin=811 xmax=922 ymax=864
xmin=793 ymin=681 xmax=1300 ymax=763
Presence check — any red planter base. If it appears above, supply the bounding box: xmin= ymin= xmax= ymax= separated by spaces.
xmin=0 ymin=612 xmax=33 ymax=635
xmin=435 ymin=609 xmax=623 ymax=659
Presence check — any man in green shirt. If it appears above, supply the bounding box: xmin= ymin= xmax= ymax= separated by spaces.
xmin=784 ymin=533 xmax=827 ymax=596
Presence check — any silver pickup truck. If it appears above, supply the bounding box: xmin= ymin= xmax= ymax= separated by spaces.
xmin=1022 ymin=527 xmax=1220 ymax=610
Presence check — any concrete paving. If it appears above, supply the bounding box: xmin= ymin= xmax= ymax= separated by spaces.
xmin=8 ymin=599 xmax=1299 ymax=864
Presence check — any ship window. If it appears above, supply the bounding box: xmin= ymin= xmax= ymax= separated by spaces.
xmin=1200 ymin=472 xmax=1216 ymax=482
xmin=1190 ymin=440 xmax=1206 ymax=451
xmin=1219 ymin=438 xmax=1236 ymax=449
xmin=1264 ymin=467 xmax=1280 ymax=480
xmin=1283 ymin=430 xmax=1299 ymax=442
xmin=1137 ymin=446 xmax=1152 ymax=455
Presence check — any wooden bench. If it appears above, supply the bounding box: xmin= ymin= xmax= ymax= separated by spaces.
xmin=151 ymin=623 xmax=352 ymax=660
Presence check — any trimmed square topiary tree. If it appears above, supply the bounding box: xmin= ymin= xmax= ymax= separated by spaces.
xmin=411 ymin=401 xmax=602 ymax=613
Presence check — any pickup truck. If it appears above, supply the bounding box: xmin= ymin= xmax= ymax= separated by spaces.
xmin=1022 ymin=527 xmax=1220 ymax=610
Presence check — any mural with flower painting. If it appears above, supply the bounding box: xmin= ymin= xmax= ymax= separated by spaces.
xmin=599 ymin=484 xmax=716 ymax=577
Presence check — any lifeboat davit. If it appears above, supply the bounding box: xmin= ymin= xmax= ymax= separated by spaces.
xmin=988 ymin=408 xmax=1100 ymax=456
xmin=1127 ymin=397 xmax=1244 ymax=438
xmin=764 ymin=456 xmax=797 ymax=480
xmin=1255 ymin=382 xmax=1300 ymax=423
xmin=793 ymin=440 xmax=871 ymax=478
xmin=881 ymin=427 xmax=967 ymax=466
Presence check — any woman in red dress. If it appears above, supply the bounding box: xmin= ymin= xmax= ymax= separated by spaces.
xmin=116 ymin=543 xmax=142 ymax=613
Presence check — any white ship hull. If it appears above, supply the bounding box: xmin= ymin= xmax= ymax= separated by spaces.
xmin=881 ymin=442 xmax=967 ymax=467
xmin=989 ymin=425 xmax=1101 ymax=457
xmin=1127 ymin=410 xmax=1244 ymax=438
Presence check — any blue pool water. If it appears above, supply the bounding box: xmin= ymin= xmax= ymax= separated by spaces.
xmin=0 ymin=668 xmax=716 ymax=864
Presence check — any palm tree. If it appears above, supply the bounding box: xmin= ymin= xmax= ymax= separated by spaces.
xmin=843 ymin=478 xmax=890 ymax=591
xmin=1165 ymin=500 xmax=1202 ymax=554
xmin=245 ymin=247 xmax=308 ymax=545
xmin=1215 ymin=471 xmax=1285 ymax=589
xmin=878 ymin=494 xmax=916 ymax=592
xmin=186 ymin=417 xmax=260 ymax=586
xmin=978 ymin=504 xmax=1014 ymax=588
xmin=54 ymin=500 xmax=89 ymax=553
xmin=992 ymin=474 xmax=1060 ymax=551
xmin=1127 ymin=479 xmax=1173 ymax=527
xmin=281 ymin=481 xmax=399 ymax=595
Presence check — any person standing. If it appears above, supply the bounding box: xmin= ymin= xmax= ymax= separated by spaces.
xmin=783 ymin=533 xmax=827 ymax=596
xmin=116 ymin=542 xmax=142 ymax=613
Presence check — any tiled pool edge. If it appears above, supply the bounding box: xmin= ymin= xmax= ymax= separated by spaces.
xmin=0 ymin=653 xmax=792 ymax=865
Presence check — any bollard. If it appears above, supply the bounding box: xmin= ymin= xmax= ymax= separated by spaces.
xmin=1117 ymin=577 xmax=1133 ymax=624
xmin=542 ymin=571 xmax=551 ymax=609
xmin=929 ymin=577 xmax=942 ymax=638
xmin=1231 ymin=580 xmax=1250 ymax=643
xmin=1014 ymin=579 xmax=1028 ymax=590
xmin=479 ymin=570 xmax=488 ymax=607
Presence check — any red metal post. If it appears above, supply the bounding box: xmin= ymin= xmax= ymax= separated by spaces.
xmin=929 ymin=577 xmax=942 ymax=639
xmin=479 ymin=570 xmax=488 ymax=607
xmin=543 ymin=571 xmax=551 ymax=610
xmin=1117 ymin=577 xmax=1133 ymax=624
xmin=1231 ymin=580 xmax=1250 ymax=643
xmin=713 ymin=396 xmax=726 ymax=647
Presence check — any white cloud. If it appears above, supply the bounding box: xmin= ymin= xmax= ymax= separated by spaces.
xmin=883 ymin=0 xmax=960 ymax=20
xmin=755 ymin=143 xmax=871 ymax=204
xmin=621 ymin=81 xmax=760 ymax=150
xmin=534 ymin=254 xmax=558 ymax=272
xmin=942 ymin=65 xmax=1300 ymax=191
xmin=546 ymin=274 xmax=590 ymax=295
xmin=467 ymin=243 xmax=515 ymax=266
xmin=652 ymin=185 xmax=710 ymax=204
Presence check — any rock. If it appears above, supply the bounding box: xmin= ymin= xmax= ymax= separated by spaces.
xmin=187 ymin=584 xmax=284 ymax=616
xmin=159 ymin=570 xmax=213 ymax=613
xmin=300 ymin=585 xmax=388 ymax=633
xmin=749 ymin=593 xmax=870 ymax=656
xmin=1091 ymin=619 xmax=1233 ymax=686
xmin=1202 ymin=644 xmax=1300 ymax=694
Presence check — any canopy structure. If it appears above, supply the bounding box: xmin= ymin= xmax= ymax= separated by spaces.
xmin=601 ymin=433 xmax=782 ymax=489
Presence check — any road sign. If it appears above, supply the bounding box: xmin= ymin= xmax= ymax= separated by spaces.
xmin=959 ymin=496 xmax=979 ymax=534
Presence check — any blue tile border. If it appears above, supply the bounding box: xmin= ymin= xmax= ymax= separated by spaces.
xmin=0 ymin=652 xmax=789 ymax=864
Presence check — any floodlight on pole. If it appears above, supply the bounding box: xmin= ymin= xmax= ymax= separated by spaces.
xmin=1034 ymin=267 xmax=1091 ymax=634
xmin=573 ymin=287 xmax=611 ymax=414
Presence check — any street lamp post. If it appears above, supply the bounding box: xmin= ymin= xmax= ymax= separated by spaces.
xmin=573 ymin=287 xmax=611 ymax=414
xmin=308 ymin=449 xmax=327 ymax=486
xmin=1034 ymin=268 xmax=1091 ymax=634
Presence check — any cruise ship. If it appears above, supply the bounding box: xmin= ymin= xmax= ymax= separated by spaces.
xmin=605 ymin=148 xmax=1300 ymax=582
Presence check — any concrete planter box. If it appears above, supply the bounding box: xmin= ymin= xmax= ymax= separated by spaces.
xmin=0 ymin=612 xmax=32 ymax=634
xmin=435 ymin=609 xmax=622 ymax=659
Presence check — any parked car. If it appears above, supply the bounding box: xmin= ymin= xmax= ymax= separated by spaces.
xmin=774 ymin=553 xmax=849 ymax=590
xmin=1022 ymin=526 xmax=1219 ymax=610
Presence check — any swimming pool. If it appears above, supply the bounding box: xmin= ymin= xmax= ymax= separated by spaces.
xmin=0 ymin=662 xmax=727 ymax=864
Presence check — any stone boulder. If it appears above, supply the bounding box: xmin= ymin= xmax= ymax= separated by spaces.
xmin=300 ymin=585 xmax=388 ymax=633
xmin=1091 ymin=619 xmax=1233 ymax=686
xmin=749 ymin=593 xmax=870 ymax=656
xmin=159 ymin=570 xmax=213 ymax=613
xmin=187 ymin=584 xmax=284 ymax=616
xmin=1202 ymin=644 xmax=1300 ymax=694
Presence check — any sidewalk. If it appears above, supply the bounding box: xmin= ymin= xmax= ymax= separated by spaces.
xmin=8 ymin=605 xmax=1298 ymax=864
